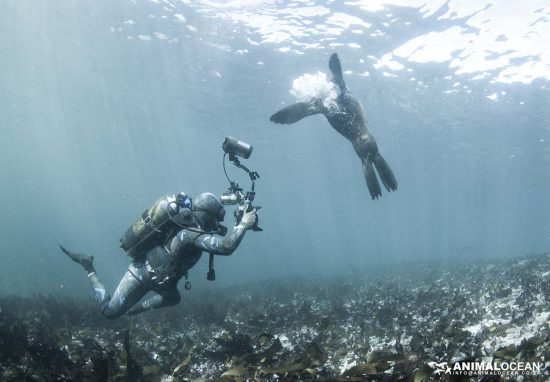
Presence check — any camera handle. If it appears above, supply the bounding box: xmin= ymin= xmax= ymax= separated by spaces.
xmin=228 ymin=154 xmax=259 ymax=183
xmin=226 ymin=153 xmax=262 ymax=231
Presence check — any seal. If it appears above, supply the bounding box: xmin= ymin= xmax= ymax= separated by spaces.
xmin=270 ymin=53 xmax=397 ymax=200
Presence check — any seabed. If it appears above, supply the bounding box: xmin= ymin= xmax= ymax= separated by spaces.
xmin=1 ymin=254 xmax=548 ymax=381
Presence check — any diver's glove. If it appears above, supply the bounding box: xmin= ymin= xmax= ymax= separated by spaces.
xmin=240 ymin=208 xmax=258 ymax=229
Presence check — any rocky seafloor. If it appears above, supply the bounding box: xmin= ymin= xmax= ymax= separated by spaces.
xmin=1 ymin=253 xmax=549 ymax=381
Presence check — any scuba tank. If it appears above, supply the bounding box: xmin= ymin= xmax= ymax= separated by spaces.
xmin=120 ymin=192 xmax=193 ymax=259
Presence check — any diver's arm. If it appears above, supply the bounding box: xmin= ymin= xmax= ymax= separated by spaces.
xmin=194 ymin=222 xmax=249 ymax=256
xmin=194 ymin=208 xmax=257 ymax=256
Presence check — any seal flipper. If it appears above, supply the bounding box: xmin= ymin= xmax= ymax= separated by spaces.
xmin=270 ymin=101 xmax=321 ymax=124
xmin=362 ymin=158 xmax=382 ymax=200
xmin=329 ymin=53 xmax=346 ymax=91
xmin=373 ymin=153 xmax=398 ymax=192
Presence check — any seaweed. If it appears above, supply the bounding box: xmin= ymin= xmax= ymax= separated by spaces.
xmin=0 ymin=253 xmax=548 ymax=381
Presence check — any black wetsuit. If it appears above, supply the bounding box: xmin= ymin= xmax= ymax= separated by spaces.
xmin=87 ymin=221 xmax=249 ymax=319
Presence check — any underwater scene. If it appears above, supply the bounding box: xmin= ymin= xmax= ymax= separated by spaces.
xmin=1 ymin=0 xmax=549 ymax=381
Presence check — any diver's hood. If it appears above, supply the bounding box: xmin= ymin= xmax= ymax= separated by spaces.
xmin=193 ymin=210 xmax=227 ymax=235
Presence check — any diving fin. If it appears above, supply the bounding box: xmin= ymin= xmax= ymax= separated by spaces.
xmin=373 ymin=153 xmax=398 ymax=193
xmin=329 ymin=53 xmax=346 ymax=92
xmin=270 ymin=101 xmax=321 ymax=124
xmin=59 ymin=244 xmax=95 ymax=273
xmin=362 ymin=158 xmax=382 ymax=200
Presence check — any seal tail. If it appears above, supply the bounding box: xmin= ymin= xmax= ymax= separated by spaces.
xmin=362 ymin=158 xmax=382 ymax=200
xmin=373 ymin=153 xmax=398 ymax=193
xmin=270 ymin=101 xmax=321 ymax=124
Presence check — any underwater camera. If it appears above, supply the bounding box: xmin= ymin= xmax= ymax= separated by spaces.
xmin=205 ymin=136 xmax=261 ymax=282
xmin=220 ymin=136 xmax=262 ymax=231
xmin=222 ymin=136 xmax=253 ymax=159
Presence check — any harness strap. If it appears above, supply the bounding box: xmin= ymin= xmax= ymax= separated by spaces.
xmin=128 ymin=266 xmax=146 ymax=287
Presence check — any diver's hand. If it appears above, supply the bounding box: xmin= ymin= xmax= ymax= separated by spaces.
xmin=240 ymin=208 xmax=257 ymax=228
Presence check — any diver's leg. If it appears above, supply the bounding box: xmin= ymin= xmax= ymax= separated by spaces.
xmin=97 ymin=265 xmax=150 ymax=319
xmin=60 ymin=245 xmax=150 ymax=318
xmin=127 ymin=283 xmax=181 ymax=316
xmin=60 ymin=245 xmax=147 ymax=318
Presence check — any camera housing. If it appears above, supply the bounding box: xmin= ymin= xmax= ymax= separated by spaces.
xmin=222 ymin=136 xmax=253 ymax=159
xmin=220 ymin=191 xmax=241 ymax=205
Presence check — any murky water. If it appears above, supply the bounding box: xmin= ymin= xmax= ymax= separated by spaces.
xmin=0 ymin=1 xmax=549 ymax=379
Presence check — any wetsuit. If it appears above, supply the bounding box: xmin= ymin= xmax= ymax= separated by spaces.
xmin=87 ymin=221 xmax=250 ymax=319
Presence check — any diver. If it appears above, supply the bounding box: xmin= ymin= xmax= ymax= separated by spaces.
xmin=60 ymin=192 xmax=257 ymax=319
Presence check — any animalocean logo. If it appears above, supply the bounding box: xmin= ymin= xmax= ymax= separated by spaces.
xmin=428 ymin=360 xmax=544 ymax=376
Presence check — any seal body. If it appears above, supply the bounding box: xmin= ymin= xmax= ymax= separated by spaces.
xmin=270 ymin=53 xmax=397 ymax=199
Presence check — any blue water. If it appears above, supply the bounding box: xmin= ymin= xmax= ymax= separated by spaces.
xmin=1 ymin=0 xmax=549 ymax=296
